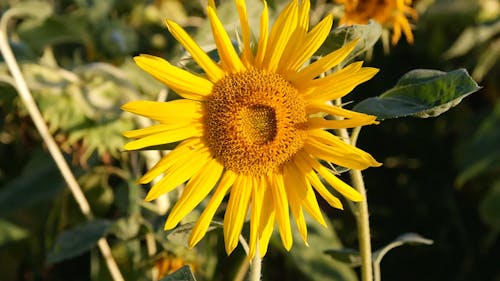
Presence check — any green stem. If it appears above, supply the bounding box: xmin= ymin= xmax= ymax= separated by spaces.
xmin=350 ymin=168 xmax=373 ymax=281
xmin=335 ymin=112 xmax=372 ymax=281
xmin=249 ymin=243 xmax=261 ymax=281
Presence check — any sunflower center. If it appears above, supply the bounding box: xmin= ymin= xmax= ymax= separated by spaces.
xmin=205 ymin=69 xmax=308 ymax=176
xmin=239 ymin=105 xmax=277 ymax=145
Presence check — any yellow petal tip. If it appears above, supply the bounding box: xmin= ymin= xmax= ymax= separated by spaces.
xmin=144 ymin=191 xmax=159 ymax=202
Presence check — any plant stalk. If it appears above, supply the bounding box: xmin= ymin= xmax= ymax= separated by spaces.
xmin=249 ymin=243 xmax=261 ymax=281
xmin=350 ymin=168 xmax=373 ymax=281
xmin=348 ymin=126 xmax=373 ymax=281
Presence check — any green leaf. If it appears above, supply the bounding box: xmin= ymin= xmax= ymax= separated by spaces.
xmin=479 ymin=181 xmax=500 ymax=228
xmin=95 ymin=20 xmax=138 ymax=58
xmin=443 ymin=20 xmax=500 ymax=59
xmin=373 ymin=233 xmax=433 ymax=264
xmin=0 ymin=149 xmax=64 ymax=214
xmin=319 ymin=20 xmax=382 ymax=64
xmin=472 ymin=37 xmax=500 ymax=81
xmin=353 ymin=69 xmax=481 ymax=120
xmin=323 ymin=248 xmax=361 ymax=267
xmin=17 ymin=14 xmax=87 ymax=52
xmin=289 ymin=216 xmax=358 ymax=281
xmin=455 ymin=101 xmax=500 ymax=186
xmin=0 ymin=220 xmax=28 ymax=246
xmin=8 ymin=1 xmax=53 ymax=20
xmin=47 ymin=220 xmax=112 ymax=264
xmin=159 ymin=265 xmax=197 ymax=281
xmin=110 ymin=216 xmax=142 ymax=241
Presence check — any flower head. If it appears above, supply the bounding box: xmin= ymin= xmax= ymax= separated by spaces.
xmin=122 ymin=0 xmax=381 ymax=258
xmin=336 ymin=0 xmax=417 ymax=45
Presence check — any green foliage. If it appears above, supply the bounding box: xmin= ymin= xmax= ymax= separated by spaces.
xmin=353 ymin=69 xmax=480 ymax=120
xmin=47 ymin=220 xmax=112 ymax=264
xmin=288 ymin=216 xmax=358 ymax=281
xmin=455 ymin=100 xmax=500 ymax=186
xmin=443 ymin=14 xmax=500 ymax=81
xmin=479 ymin=181 xmax=500 ymax=228
xmin=319 ymin=20 xmax=382 ymax=65
xmin=0 ymin=219 xmax=28 ymax=246
xmin=0 ymin=150 xmax=64 ymax=214
xmin=372 ymin=233 xmax=433 ymax=262
xmin=160 ymin=266 xmax=197 ymax=281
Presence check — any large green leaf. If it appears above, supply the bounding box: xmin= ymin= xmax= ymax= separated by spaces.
xmin=0 ymin=150 xmax=64 ymax=214
xmin=353 ymin=69 xmax=480 ymax=120
xmin=47 ymin=220 xmax=112 ymax=264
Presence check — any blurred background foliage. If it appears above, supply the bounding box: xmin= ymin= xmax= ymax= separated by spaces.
xmin=0 ymin=0 xmax=498 ymax=281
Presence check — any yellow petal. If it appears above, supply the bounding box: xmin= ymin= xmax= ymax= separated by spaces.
xmin=392 ymin=20 xmax=402 ymax=45
xmin=223 ymin=175 xmax=252 ymax=255
xmin=134 ymin=55 xmax=212 ymax=100
xmin=248 ymin=176 xmax=264 ymax=259
xmin=123 ymin=124 xmax=175 ymax=139
xmin=297 ymin=0 xmax=311 ymax=32
xmin=144 ymin=149 xmax=211 ymax=201
xmin=262 ymin=0 xmax=298 ymax=72
xmin=316 ymin=164 xmax=363 ymax=202
xmin=269 ymin=173 xmax=293 ymax=251
xmin=398 ymin=16 xmax=414 ymax=44
xmin=299 ymin=151 xmax=363 ymax=202
xmin=254 ymin=1 xmax=269 ymax=68
xmin=164 ymin=158 xmax=224 ymax=230
xmin=165 ymin=19 xmax=224 ymax=82
xmin=288 ymin=158 xmax=327 ymax=226
xmin=306 ymin=102 xmax=376 ymax=120
xmin=276 ymin=0 xmax=311 ymax=72
xmin=188 ymin=171 xmax=237 ymax=247
xmin=123 ymin=124 xmax=203 ymax=150
xmin=208 ymin=0 xmax=216 ymax=9
xmin=300 ymin=60 xmax=363 ymax=89
xmin=303 ymin=64 xmax=379 ymax=101
xmin=121 ymin=99 xmax=203 ymax=124
xmin=207 ymin=6 xmax=245 ymax=73
xmin=280 ymin=15 xmax=332 ymax=73
xmin=235 ymin=0 xmax=254 ymax=65
xmin=289 ymin=39 xmax=359 ymax=84
xmin=138 ymin=138 xmax=203 ymax=184
xmin=306 ymin=129 xmax=381 ymax=169
xmin=304 ymin=138 xmax=372 ymax=170
xmin=307 ymin=116 xmax=377 ymax=130
xmin=283 ymin=163 xmax=308 ymax=244
xmin=295 ymin=151 xmax=343 ymax=209
xmin=258 ymin=184 xmax=275 ymax=257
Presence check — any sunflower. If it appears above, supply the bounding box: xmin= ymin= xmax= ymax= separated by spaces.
xmin=336 ymin=0 xmax=417 ymax=45
xmin=122 ymin=0 xmax=381 ymax=258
